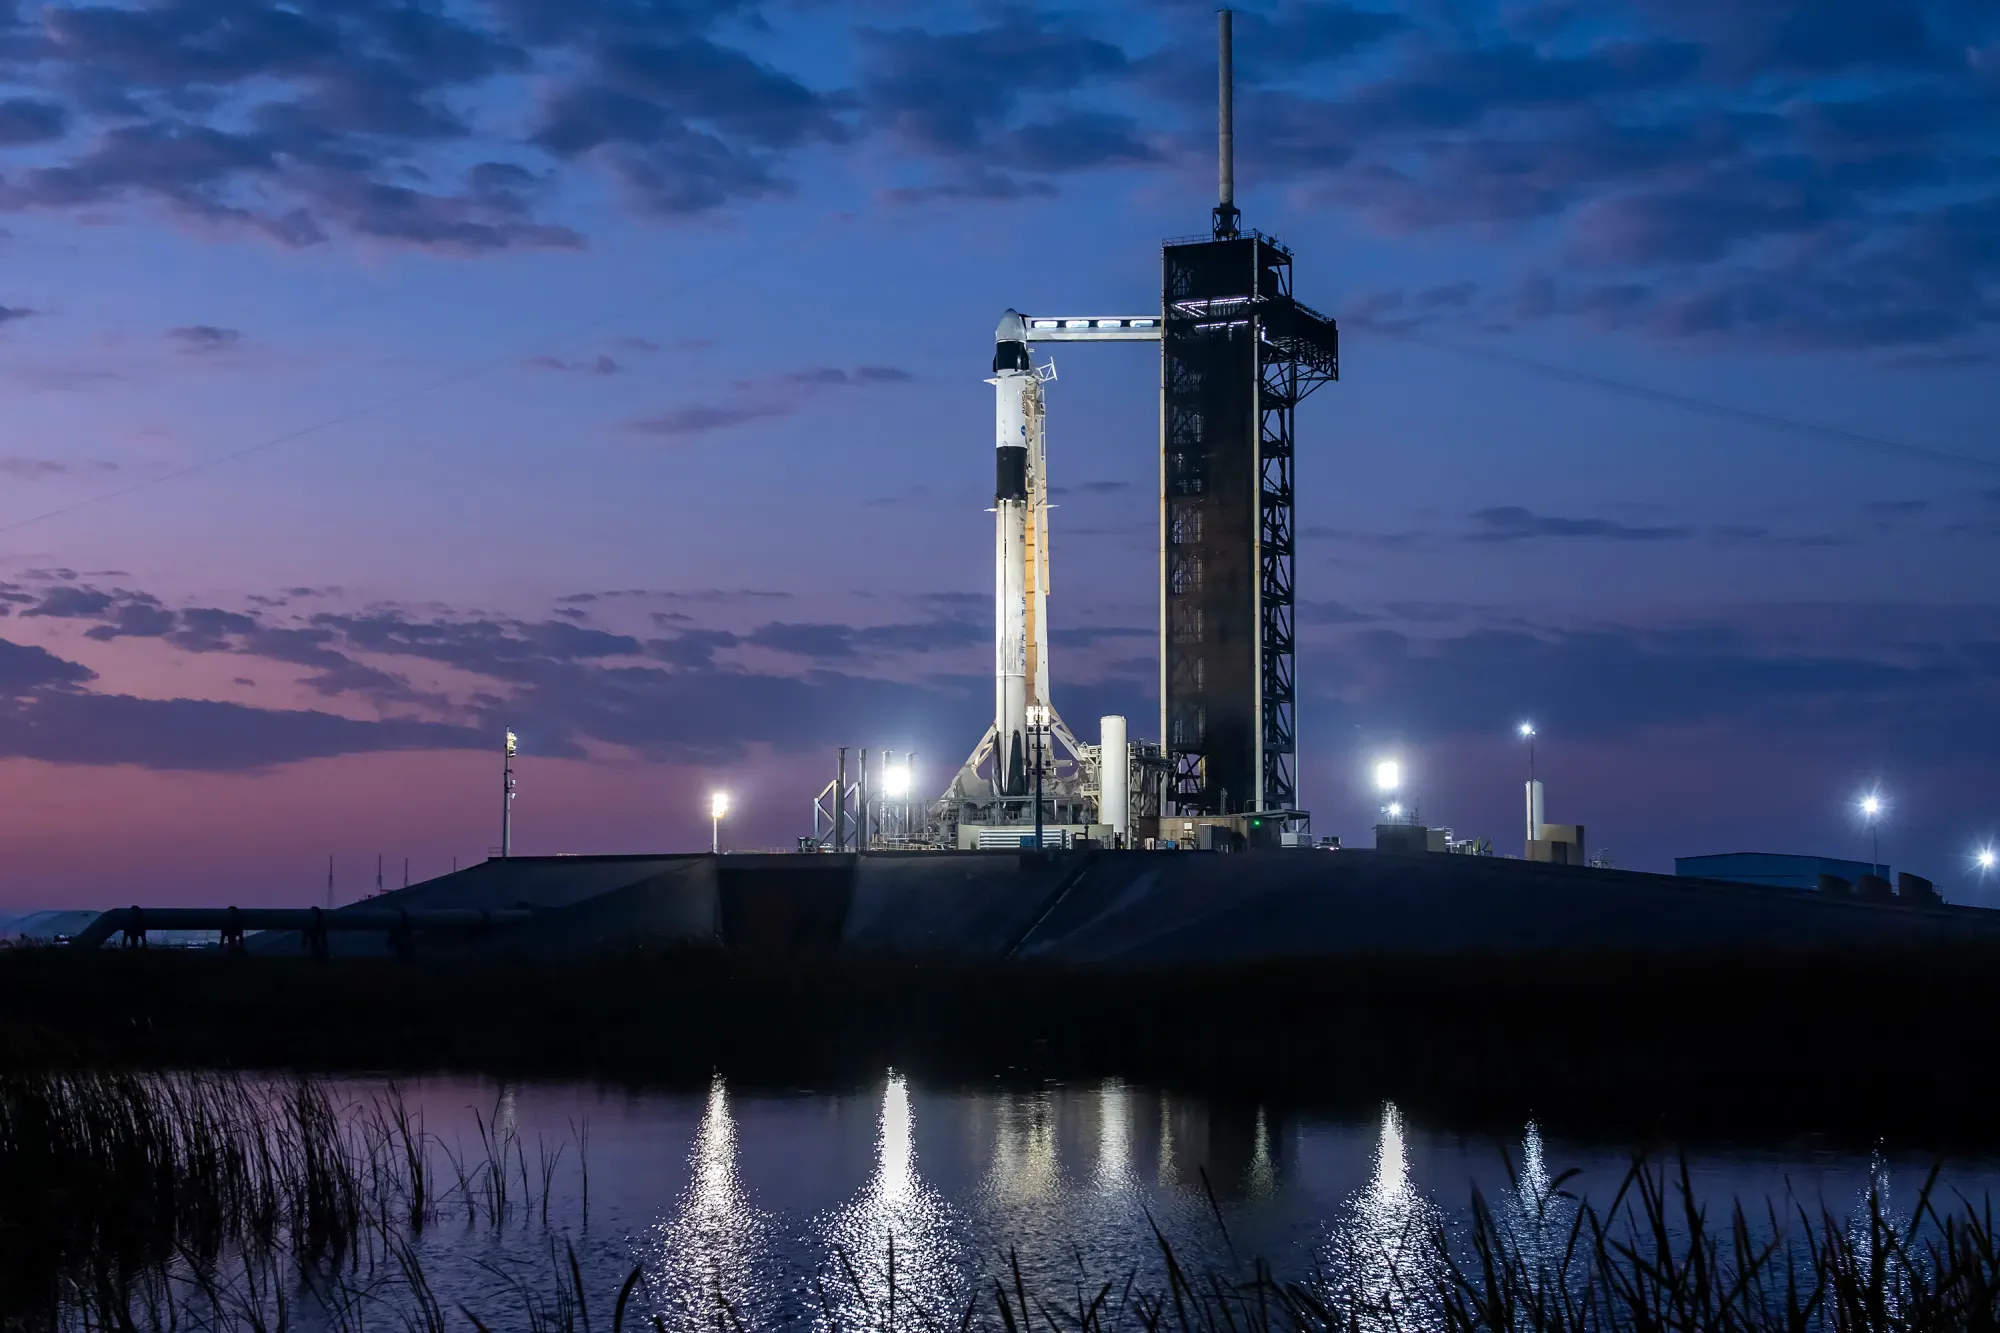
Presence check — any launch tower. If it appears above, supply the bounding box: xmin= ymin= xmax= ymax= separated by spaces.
xmin=1160 ymin=11 xmax=1339 ymax=817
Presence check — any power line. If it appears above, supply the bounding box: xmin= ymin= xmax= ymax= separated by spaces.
xmin=1379 ymin=329 xmax=2000 ymax=475
xmin=8 ymin=264 xmax=1989 ymax=545
xmin=0 ymin=263 xmax=741 ymax=540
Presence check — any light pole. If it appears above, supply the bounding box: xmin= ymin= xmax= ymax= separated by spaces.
xmin=1519 ymin=722 xmax=1542 ymax=847
xmin=501 ymin=729 xmax=518 ymax=859
xmin=1028 ymin=704 xmax=1050 ymax=848
xmin=1374 ymin=757 xmax=1403 ymax=823
xmin=710 ymin=791 xmax=730 ymax=855
xmin=883 ymin=758 xmax=911 ymax=845
xmin=1858 ymin=792 xmax=1883 ymax=875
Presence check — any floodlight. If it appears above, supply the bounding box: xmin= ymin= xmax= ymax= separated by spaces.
xmin=1518 ymin=722 xmax=1535 ymax=739
xmin=1978 ymin=848 xmax=1997 ymax=873
xmin=884 ymin=764 xmax=911 ymax=799
xmin=1385 ymin=802 xmax=1404 ymax=819
xmin=710 ymin=791 xmax=730 ymax=820
xmin=1860 ymin=795 xmax=1882 ymax=819
xmin=1373 ymin=758 xmax=1402 ymax=793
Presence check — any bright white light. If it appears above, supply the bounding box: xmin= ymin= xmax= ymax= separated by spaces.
xmin=1518 ymin=721 xmax=1536 ymax=739
xmin=1373 ymin=758 xmax=1402 ymax=793
xmin=884 ymin=765 xmax=911 ymax=800
xmin=1385 ymin=802 xmax=1404 ymax=819
xmin=1859 ymin=794 xmax=1882 ymax=819
xmin=710 ymin=791 xmax=730 ymax=820
xmin=504 ymin=729 xmax=518 ymax=756
xmin=1978 ymin=848 xmax=1997 ymax=872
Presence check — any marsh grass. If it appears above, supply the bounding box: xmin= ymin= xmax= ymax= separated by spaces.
xmin=5 ymin=1070 xmax=2000 ymax=1331
xmin=0 ymin=1069 xmax=595 ymax=1330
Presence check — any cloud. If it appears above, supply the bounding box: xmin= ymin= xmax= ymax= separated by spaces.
xmin=0 ymin=688 xmax=484 ymax=770
xmin=0 ymin=630 xmax=480 ymax=769
xmin=1637 ymin=0 xmax=1960 ymax=75
xmin=15 ymin=571 xmax=1997 ymax=794
xmin=1047 ymin=624 xmax=1152 ymax=647
xmin=0 ymin=457 xmax=118 ymax=480
xmin=0 ymin=98 xmax=66 ymax=145
xmin=528 ymin=32 xmax=847 ymax=215
xmin=526 ymin=353 xmax=621 ymax=375
xmin=883 ymin=170 xmax=1059 ymax=204
xmin=1299 ymin=600 xmax=1380 ymax=625
xmin=0 ymin=638 xmax=95 ymax=694
xmin=1223 ymin=0 xmax=2000 ymax=350
xmin=21 ymin=586 xmax=114 ymax=618
xmin=1324 ymin=621 xmax=2000 ymax=764
xmin=84 ymin=594 xmax=175 ymax=639
xmin=655 ymin=588 xmax=793 ymax=602
xmin=1229 ymin=4 xmax=1410 ymax=72
xmin=624 ymin=399 xmax=784 ymax=437
xmin=744 ymin=617 xmax=983 ymax=660
xmin=168 ymin=324 xmax=241 ymax=352
xmin=0 ymin=0 xmax=581 ymax=249
xmin=857 ymin=21 xmax=1131 ymax=159
xmin=626 ymin=364 xmax=914 ymax=439
xmin=911 ymin=590 xmax=983 ymax=610
xmin=0 ymin=305 xmax=33 ymax=326
xmin=1467 ymin=506 xmax=1692 ymax=543
xmin=1302 ymin=524 xmax=1429 ymax=548
xmin=3 ymin=0 xmax=1989 ymax=349
xmin=0 ymin=573 xmax=999 ymax=768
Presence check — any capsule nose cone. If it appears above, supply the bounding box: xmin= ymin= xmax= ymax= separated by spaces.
xmin=995 ymin=308 xmax=1028 ymax=343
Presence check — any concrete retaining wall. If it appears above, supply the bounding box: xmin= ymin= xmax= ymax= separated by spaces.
xmin=235 ymin=848 xmax=2000 ymax=961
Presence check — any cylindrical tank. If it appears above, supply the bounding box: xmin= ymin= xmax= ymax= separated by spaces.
xmin=1099 ymin=715 xmax=1129 ymax=844
xmin=1897 ymin=872 xmax=1938 ymax=906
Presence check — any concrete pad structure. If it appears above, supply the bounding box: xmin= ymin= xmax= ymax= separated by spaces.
xmin=195 ymin=849 xmax=2000 ymax=962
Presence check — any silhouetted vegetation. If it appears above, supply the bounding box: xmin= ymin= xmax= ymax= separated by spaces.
xmin=7 ymin=942 xmax=2000 ymax=1141
xmin=6 ymin=1068 xmax=2000 ymax=1330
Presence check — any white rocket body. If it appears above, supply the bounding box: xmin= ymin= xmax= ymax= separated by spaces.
xmin=994 ymin=357 xmax=1034 ymax=796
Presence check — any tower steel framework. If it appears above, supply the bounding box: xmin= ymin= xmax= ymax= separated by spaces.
xmin=1160 ymin=229 xmax=1337 ymax=817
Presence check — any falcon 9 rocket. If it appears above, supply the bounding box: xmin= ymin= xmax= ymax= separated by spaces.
xmin=991 ymin=314 xmax=1038 ymax=797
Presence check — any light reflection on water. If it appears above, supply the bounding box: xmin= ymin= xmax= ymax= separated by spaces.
xmin=648 ymin=1076 xmax=778 ymax=1323
xmin=1318 ymin=1102 xmax=1444 ymax=1329
xmin=817 ymin=1073 xmax=967 ymax=1329
xmin=376 ymin=1074 xmax=1999 ymax=1329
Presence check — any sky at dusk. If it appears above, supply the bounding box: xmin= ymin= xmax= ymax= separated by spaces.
xmin=1 ymin=0 xmax=1997 ymax=909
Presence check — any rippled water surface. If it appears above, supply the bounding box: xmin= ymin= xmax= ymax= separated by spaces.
xmin=347 ymin=1074 xmax=1999 ymax=1326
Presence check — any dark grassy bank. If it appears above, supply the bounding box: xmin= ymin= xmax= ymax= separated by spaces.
xmin=4 ymin=941 xmax=1999 ymax=1140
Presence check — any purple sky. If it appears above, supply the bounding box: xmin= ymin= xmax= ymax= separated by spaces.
xmin=1 ymin=0 xmax=1997 ymax=909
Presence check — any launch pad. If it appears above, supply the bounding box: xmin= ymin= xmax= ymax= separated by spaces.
xmin=813 ymin=11 xmax=1338 ymax=851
